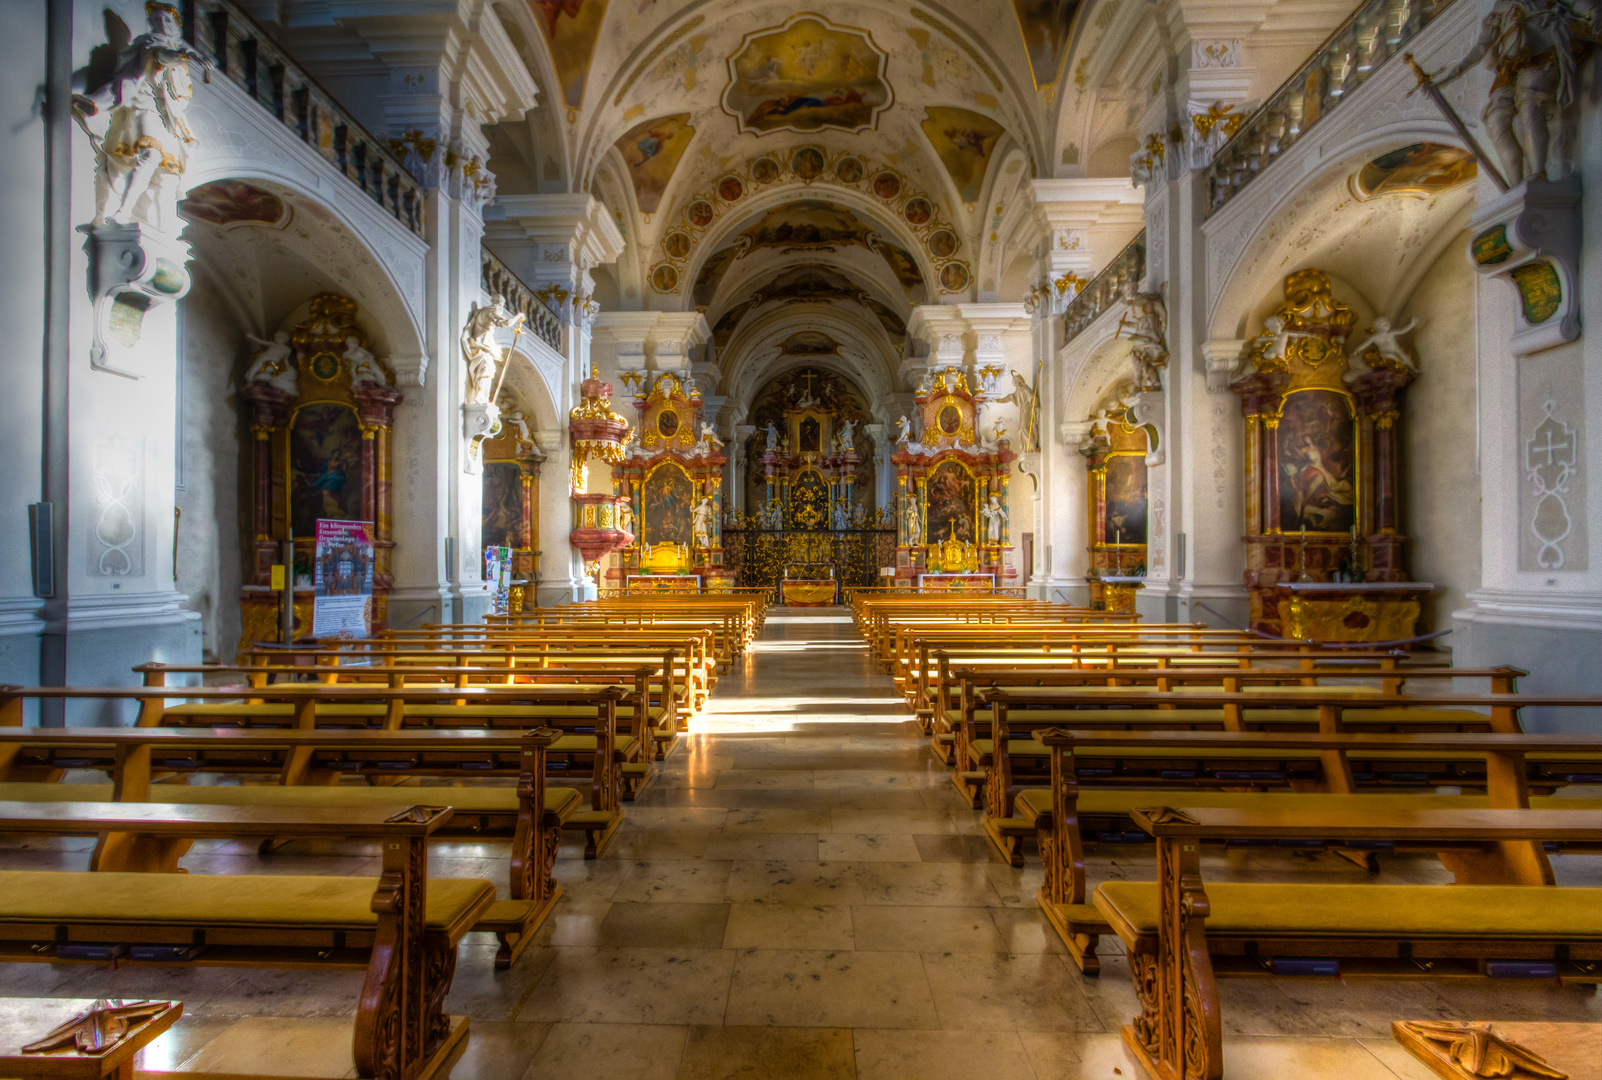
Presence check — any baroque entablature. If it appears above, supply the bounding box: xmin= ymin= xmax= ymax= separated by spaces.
xmin=652 ymin=149 xmax=969 ymax=301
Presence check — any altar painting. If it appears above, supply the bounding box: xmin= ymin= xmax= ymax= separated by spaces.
xmin=289 ymin=403 xmax=364 ymax=537
xmin=1277 ymin=390 xmax=1356 ymax=534
xmin=481 ymin=462 xmax=525 ymax=550
xmin=1103 ymin=455 xmax=1148 ymax=544
xmin=641 ymin=463 xmax=693 ymax=547
xmin=926 ymin=460 xmax=976 ymax=546
xmin=798 ymin=415 xmax=822 ymax=453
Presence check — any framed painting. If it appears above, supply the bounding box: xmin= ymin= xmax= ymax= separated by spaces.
xmin=481 ymin=461 xmax=526 ymax=550
xmin=1102 ymin=454 xmax=1148 ymax=545
xmin=641 ymin=462 xmax=694 ymax=547
xmin=288 ymin=402 xmax=364 ymax=538
xmin=1276 ymin=389 xmax=1357 ymax=534
xmin=925 ymin=459 xmax=976 ymax=547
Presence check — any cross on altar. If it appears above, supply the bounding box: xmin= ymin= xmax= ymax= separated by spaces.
xmin=799 ymin=370 xmax=819 ymax=400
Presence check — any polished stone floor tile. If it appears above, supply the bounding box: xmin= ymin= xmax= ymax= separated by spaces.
xmin=596 ymin=902 xmax=732 ymax=949
xmin=922 ymin=951 xmax=1104 ymax=1032
xmin=520 ymin=1021 xmax=687 ymax=1080
xmin=853 ymin=1028 xmax=1038 ymax=1080
xmin=445 ymin=944 xmax=557 ymax=1022
xmin=829 ymin=809 xmax=958 ymax=835
xmin=702 ymin=830 xmax=823 ymax=861
xmin=725 ymin=948 xmax=939 ymax=1029
xmin=612 ymin=859 xmax=735 ymax=903
xmin=725 ymin=860 xmax=869 ymax=906
xmin=818 ymin=832 xmax=923 ymax=862
xmin=442 ymin=1020 xmax=552 ymax=1080
xmin=852 ymin=861 xmax=1004 ymax=907
xmin=850 ymin=905 xmax=1005 ymax=953
xmin=722 ymin=902 xmax=857 ymax=951
xmin=173 ymin=1017 xmax=357 ymax=1077
xmin=677 ymin=1025 xmax=856 ymax=1080
xmin=517 ymin=947 xmax=736 ymax=1025
xmin=912 ymin=833 xmax=1005 ymax=864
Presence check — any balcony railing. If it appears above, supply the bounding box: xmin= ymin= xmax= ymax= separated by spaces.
xmin=482 ymin=249 xmax=562 ymax=351
xmin=183 ymin=0 xmax=425 ymax=238
xmin=1061 ymin=231 xmax=1145 ymax=347
xmin=1204 ymin=0 xmax=1458 ymax=216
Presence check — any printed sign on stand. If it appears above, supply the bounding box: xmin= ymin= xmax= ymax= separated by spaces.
xmin=485 ymin=545 xmax=512 ymax=614
xmin=312 ymin=519 xmax=374 ymax=638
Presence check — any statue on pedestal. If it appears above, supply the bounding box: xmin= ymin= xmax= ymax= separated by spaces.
xmin=838 ymin=418 xmax=857 ymax=451
xmin=981 ymin=495 xmax=1008 ymax=544
xmin=1118 ymin=284 xmax=1170 ymax=391
xmin=75 ymin=2 xmax=212 ymax=232
xmin=765 ymin=420 xmax=781 ymax=452
xmin=903 ymin=491 xmax=922 ymax=545
xmin=692 ymin=496 xmax=715 ymax=548
xmin=461 ymin=295 xmax=522 ymax=405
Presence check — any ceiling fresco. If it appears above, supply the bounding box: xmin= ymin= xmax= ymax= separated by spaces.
xmin=614 ymin=113 xmax=697 ymax=215
xmin=531 ymin=0 xmax=608 ymax=115
xmin=1351 ymin=143 xmax=1477 ymax=201
xmin=721 ymin=15 xmax=894 ymax=136
xmin=921 ymin=106 xmax=1009 ymax=205
xmin=1012 ymin=1 xmax=1085 ymax=94
xmin=710 ymin=265 xmax=908 ymax=353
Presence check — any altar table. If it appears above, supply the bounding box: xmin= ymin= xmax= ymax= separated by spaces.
xmin=917 ymin=573 xmax=994 ymax=593
xmin=781 ymin=580 xmax=837 ymax=606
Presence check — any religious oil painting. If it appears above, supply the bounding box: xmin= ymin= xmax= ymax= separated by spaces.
xmin=722 ymin=15 xmax=892 ymax=135
xmin=1277 ymin=390 xmax=1357 ymax=534
xmin=532 ymin=0 xmax=609 ymax=110
xmin=926 ymin=460 xmax=976 ymax=547
xmin=642 ymin=463 xmax=693 ymax=547
xmin=835 ymin=156 xmax=865 ymax=183
xmin=921 ymin=106 xmax=1007 ymax=203
xmin=799 ymin=415 xmax=822 ymax=453
xmin=289 ymin=403 xmax=365 ymax=538
xmin=1352 ymin=143 xmax=1477 ymax=200
xmin=616 ymin=113 xmax=695 ymax=215
xmin=180 ymin=179 xmax=287 ymax=227
xmin=738 ymin=200 xmax=877 ymax=254
xmin=1103 ymin=455 xmax=1148 ymax=545
xmin=1012 ymin=1 xmax=1084 ymax=89
xmin=751 ymin=157 xmax=781 ymax=185
xmin=481 ymin=462 xmax=526 ymax=550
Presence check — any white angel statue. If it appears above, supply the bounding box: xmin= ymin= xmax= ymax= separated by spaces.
xmin=345 ymin=336 xmax=390 ymax=388
xmin=244 ymin=330 xmax=297 ymax=396
xmin=1349 ymin=316 xmax=1420 ymax=373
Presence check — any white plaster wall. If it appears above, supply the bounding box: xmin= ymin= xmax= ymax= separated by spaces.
xmin=1403 ymin=230 xmax=1481 ymax=638
xmin=175 ymin=277 xmax=246 ymax=661
xmin=0 ymin=0 xmax=48 ymax=685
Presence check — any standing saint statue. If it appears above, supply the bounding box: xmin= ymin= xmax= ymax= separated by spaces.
xmin=1118 ymin=284 xmax=1170 ymax=392
xmin=692 ymin=496 xmax=715 ymax=549
xmin=764 ymin=421 xmax=781 ymax=452
xmin=75 ymin=3 xmax=212 ymax=231
xmin=980 ymin=495 xmax=1008 ymax=544
xmin=838 ymin=418 xmax=857 ymax=452
xmin=992 ymin=372 xmax=1036 ymax=449
xmin=461 ymin=295 xmax=523 ymax=405
xmin=903 ymin=491 xmax=922 ymax=546
xmin=1435 ymin=0 xmax=1599 ymax=185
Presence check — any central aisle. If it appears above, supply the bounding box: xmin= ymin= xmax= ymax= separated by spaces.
xmin=446 ymin=609 xmax=1465 ymax=1080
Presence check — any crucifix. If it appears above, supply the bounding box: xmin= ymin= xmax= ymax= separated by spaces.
xmin=799 ymin=370 xmax=819 ymax=401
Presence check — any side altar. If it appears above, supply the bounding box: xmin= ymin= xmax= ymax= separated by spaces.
xmin=891 ymin=367 xmax=1016 ymax=590
xmin=608 ymin=373 xmax=733 ymax=593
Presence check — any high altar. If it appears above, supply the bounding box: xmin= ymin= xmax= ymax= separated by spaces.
xmin=1230 ymin=270 xmax=1431 ymax=640
xmin=238 ymin=294 xmax=401 ymax=644
xmin=1079 ymin=386 xmax=1155 ymax=611
xmin=891 ymin=367 xmax=1015 ymax=591
xmin=609 ymin=372 xmax=733 ymax=593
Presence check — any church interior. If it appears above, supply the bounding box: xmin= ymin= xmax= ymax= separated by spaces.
xmin=1 ymin=0 xmax=1599 ymax=1076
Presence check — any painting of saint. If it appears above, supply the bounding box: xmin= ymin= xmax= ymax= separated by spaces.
xmin=533 ymin=0 xmax=609 ymax=111
xmin=1103 ymin=456 xmax=1148 ymax=545
xmin=791 ymin=146 xmax=825 ymax=181
xmin=835 ymin=157 xmax=865 ymax=184
xmin=615 ymin=113 xmax=695 ymax=215
xmin=481 ymin=462 xmax=525 ymax=550
xmin=180 ymin=179 xmax=286 ymax=227
xmin=722 ymin=16 xmax=892 ymax=136
xmin=750 ymin=157 xmax=781 ymax=185
xmin=1354 ymin=143 xmax=1477 ymax=200
xmin=642 ymin=463 xmax=693 ymax=547
xmin=1012 ymin=1 xmax=1084 ymax=90
xmin=738 ymin=200 xmax=877 ymax=254
xmin=799 ymin=416 xmax=822 ymax=453
xmin=289 ymin=403 xmax=365 ymax=537
xmin=921 ymin=107 xmax=1008 ymax=203
xmin=1277 ymin=390 xmax=1356 ymax=533
xmin=925 ymin=461 xmax=976 ymax=547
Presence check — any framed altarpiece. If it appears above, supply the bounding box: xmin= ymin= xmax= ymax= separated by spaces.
xmin=1080 ymin=396 xmax=1155 ymax=611
xmin=890 ymin=368 xmax=1016 ymax=590
xmin=480 ymin=417 xmax=542 ymax=603
xmin=1229 ymin=270 xmax=1429 ymax=640
xmin=238 ymin=294 xmax=401 ymax=645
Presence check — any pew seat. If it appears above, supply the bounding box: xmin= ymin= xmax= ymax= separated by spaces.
xmin=0 ymin=869 xmax=495 ymax=935
xmin=1095 ymin=880 xmax=1602 ymax=945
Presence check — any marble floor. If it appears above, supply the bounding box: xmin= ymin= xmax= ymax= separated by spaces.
xmin=1 ymin=609 xmax=1597 ymax=1078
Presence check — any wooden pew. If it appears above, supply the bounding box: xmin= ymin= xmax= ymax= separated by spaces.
xmin=1099 ymin=804 xmax=1602 ymax=1080
xmin=0 ymin=800 xmax=490 ymax=1079
xmin=0 ymin=684 xmax=631 ymax=859
xmin=0 ymin=722 xmax=576 ymax=966
xmin=1021 ymin=723 xmax=1602 ymax=974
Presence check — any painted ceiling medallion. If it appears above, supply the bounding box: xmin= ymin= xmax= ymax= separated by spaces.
xmin=1351 ymin=143 xmax=1477 ymax=200
xmin=721 ymin=14 xmax=893 ymax=136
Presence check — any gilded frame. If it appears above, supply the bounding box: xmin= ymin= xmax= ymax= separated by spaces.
xmin=1267 ymin=385 xmax=1362 ymax=537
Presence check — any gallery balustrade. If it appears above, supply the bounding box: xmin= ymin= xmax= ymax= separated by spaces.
xmin=1204 ymin=0 xmax=1460 ymax=216
xmin=481 ymin=250 xmax=563 ymax=351
xmin=183 ymin=0 xmax=425 ymax=238
xmin=1060 ymin=231 xmax=1146 ymax=348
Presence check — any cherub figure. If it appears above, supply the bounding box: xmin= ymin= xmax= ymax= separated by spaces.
xmin=895 ymin=415 xmax=913 ymax=443
xmin=1349 ymin=315 xmax=1421 ymax=373
xmin=244 ymin=330 xmax=297 ymax=396
xmin=345 ymin=336 xmax=390 ymax=388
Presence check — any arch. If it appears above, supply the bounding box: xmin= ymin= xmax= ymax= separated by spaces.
xmin=1205 ymin=119 xmax=1476 ymax=341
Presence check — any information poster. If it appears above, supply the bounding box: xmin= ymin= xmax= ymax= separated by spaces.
xmin=312 ymin=519 xmax=374 ymax=639
xmin=484 ymin=545 xmax=512 ymax=613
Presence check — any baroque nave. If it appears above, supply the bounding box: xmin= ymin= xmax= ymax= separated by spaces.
xmin=0 ymin=0 xmax=1599 ymax=1077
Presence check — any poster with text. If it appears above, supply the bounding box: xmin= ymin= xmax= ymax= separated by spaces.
xmin=312 ymin=519 xmax=374 ymax=639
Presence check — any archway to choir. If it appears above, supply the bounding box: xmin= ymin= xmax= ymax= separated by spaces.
xmin=4 ymin=0 xmax=1600 ymax=1078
